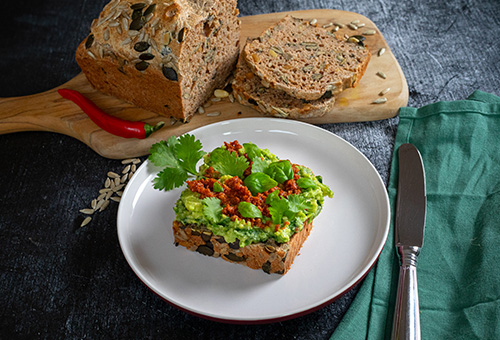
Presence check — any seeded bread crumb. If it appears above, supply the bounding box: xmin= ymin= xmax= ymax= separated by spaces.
xmin=243 ymin=15 xmax=371 ymax=101
xmin=232 ymin=52 xmax=335 ymax=119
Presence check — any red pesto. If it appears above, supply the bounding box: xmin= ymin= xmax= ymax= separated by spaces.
xmin=58 ymin=88 xmax=164 ymax=139
xmin=187 ymin=140 xmax=302 ymax=231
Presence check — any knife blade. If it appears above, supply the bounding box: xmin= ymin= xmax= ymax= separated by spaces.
xmin=391 ymin=143 xmax=426 ymax=340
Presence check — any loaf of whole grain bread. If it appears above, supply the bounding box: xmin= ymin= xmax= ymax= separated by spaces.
xmin=243 ymin=15 xmax=371 ymax=101
xmin=76 ymin=0 xmax=240 ymax=121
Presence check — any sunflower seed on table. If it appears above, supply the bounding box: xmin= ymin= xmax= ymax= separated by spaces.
xmin=121 ymin=158 xmax=135 ymax=164
xmin=372 ymin=97 xmax=388 ymax=104
xmin=95 ymin=199 xmax=106 ymax=210
xmin=99 ymin=200 xmax=110 ymax=212
xmin=378 ymin=48 xmax=386 ymax=57
xmin=121 ymin=174 xmax=128 ymax=183
xmin=91 ymin=199 xmax=97 ymax=210
xmin=376 ymin=71 xmax=387 ymax=79
xmin=207 ymin=111 xmax=221 ymax=117
xmin=79 ymin=208 xmax=95 ymax=215
xmin=105 ymin=177 xmax=111 ymax=188
xmin=107 ymin=171 xmax=120 ymax=179
xmin=111 ymin=197 xmax=122 ymax=203
xmin=81 ymin=217 xmax=92 ymax=227
xmin=113 ymin=184 xmax=125 ymax=192
xmin=310 ymin=18 xmax=317 ymax=25
xmin=122 ymin=165 xmax=131 ymax=174
xmin=99 ymin=188 xmax=112 ymax=194
xmin=363 ymin=29 xmax=376 ymax=35
xmin=97 ymin=192 xmax=107 ymax=201
xmin=131 ymin=164 xmax=137 ymax=172
xmin=106 ymin=191 xmax=113 ymax=200
xmin=379 ymin=87 xmax=391 ymax=95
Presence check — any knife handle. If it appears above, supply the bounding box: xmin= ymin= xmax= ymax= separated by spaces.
xmin=391 ymin=245 xmax=421 ymax=340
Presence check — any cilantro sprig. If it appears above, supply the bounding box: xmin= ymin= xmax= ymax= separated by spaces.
xmin=149 ymin=134 xmax=206 ymax=191
xmin=208 ymin=147 xmax=249 ymax=178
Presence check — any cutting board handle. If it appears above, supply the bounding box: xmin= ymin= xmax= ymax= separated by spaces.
xmin=0 ymin=88 xmax=62 ymax=134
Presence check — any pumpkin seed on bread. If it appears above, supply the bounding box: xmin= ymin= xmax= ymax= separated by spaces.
xmin=243 ymin=15 xmax=371 ymax=101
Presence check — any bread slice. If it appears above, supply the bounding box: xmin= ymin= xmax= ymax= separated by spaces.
xmin=173 ymin=220 xmax=314 ymax=275
xmin=76 ymin=0 xmax=240 ymax=121
xmin=243 ymin=15 xmax=371 ymax=101
xmin=232 ymin=52 xmax=336 ymax=119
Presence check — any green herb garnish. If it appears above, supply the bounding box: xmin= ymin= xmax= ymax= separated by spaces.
xmin=149 ymin=135 xmax=206 ymax=191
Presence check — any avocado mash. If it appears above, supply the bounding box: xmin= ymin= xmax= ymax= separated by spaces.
xmin=172 ymin=140 xmax=333 ymax=247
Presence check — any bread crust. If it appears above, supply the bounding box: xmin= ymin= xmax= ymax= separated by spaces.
xmin=76 ymin=0 xmax=240 ymax=121
xmin=173 ymin=220 xmax=314 ymax=275
xmin=243 ymin=15 xmax=371 ymax=101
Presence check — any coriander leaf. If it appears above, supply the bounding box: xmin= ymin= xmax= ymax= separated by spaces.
xmin=287 ymin=194 xmax=313 ymax=214
xmin=265 ymin=189 xmax=280 ymax=205
xmin=268 ymin=195 xmax=289 ymax=225
xmin=202 ymin=197 xmax=223 ymax=224
xmin=153 ymin=166 xmax=187 ymax=191
xmin=244 ymin=172 xmax=277 ymax=195
xmin=148 ymin=138 xmax=179 ymax=168
xmin=250 ymin=156 xmax=268 ymax=173
xmin=175 ymin=134 xmax=206 ymax=175
xmin=209 ymin=148 xmax=249 ymax=177
xmin=238 ymin=202 xmax=262 ymax=218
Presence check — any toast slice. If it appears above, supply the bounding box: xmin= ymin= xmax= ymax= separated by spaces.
xmin=232 ymin=52 xmax=336 ymax=119
xmin=243 ymin=15 xmax=371 ymax=101
xmin=173 ymin=220 xmax=314 ymax=275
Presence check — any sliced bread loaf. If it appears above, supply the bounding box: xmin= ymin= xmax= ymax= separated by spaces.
xmin=232 ymin=52 xmax=336 ymax=119
xmin=243 ymin=15 xmax=371 ymax=101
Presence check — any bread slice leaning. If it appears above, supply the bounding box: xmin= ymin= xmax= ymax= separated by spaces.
xmin=232 ymin=52 xmax=336 ymax=119
xmin=173 ymin=220 xmax=314 ymax=275
xmin=243 ymin=15 xmax=371 ymax=101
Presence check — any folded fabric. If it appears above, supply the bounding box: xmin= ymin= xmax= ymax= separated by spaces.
xmin=331 ymin=91 xmax=500 ymax=340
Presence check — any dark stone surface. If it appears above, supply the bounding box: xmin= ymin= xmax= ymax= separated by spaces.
xmin=0 ymin=0 xmax=498 ymax=338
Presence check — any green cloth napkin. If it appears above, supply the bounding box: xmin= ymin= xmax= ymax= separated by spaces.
xmin=331 ymin=91 xmax=500 ymax=340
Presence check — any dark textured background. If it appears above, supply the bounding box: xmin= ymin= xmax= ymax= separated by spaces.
xmin=1 ymin=0 xmax=499 ymax=339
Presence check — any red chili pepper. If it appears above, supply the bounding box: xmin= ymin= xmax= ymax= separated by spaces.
xmin=57 ymin=88 xmax=164 ymax=139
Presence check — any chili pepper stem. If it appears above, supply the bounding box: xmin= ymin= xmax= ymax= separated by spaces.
xmin=144 ymin=121 xmax=165 ymax=138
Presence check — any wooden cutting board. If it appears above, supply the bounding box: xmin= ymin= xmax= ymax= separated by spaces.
xmin=0 ymin=9 xmax=408 ymax=159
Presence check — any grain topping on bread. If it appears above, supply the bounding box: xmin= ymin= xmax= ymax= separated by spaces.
xmin=149 ymin=135 xmax=333 ymax=274
xmin=76 ymin=0 xmax=240 ymax=121
xmin=243 ymin=15 xmax=371 ymax=101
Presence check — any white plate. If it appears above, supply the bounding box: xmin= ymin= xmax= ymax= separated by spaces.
xmin=117 ymin=118 xmax=390 ymax=323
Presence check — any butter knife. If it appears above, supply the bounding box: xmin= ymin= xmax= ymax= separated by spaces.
xmin=391 ymin=143 xmax=426 ymax=340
